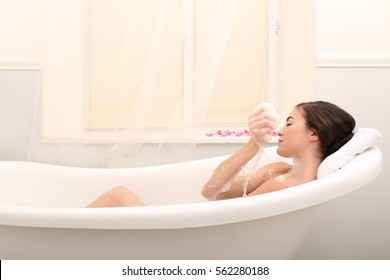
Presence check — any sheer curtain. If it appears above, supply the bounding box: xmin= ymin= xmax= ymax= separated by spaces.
xmin=37 ymin=0 xmax=269 ymax=167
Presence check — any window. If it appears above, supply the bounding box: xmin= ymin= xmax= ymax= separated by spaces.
xmin=41 ymin=0 xmax=315 ymax=144
xmin=88 ymin=0 xmax=269 ymax=129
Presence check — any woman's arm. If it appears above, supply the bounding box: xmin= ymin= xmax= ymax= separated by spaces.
xmin=211 ymin=161 xmax=293 ymax=199
xmin=201 ymin=138 xmax=263 ymax=200
xmin=202 ymin=104 xmax=279 ymax=200
xmin=213 ymin=166 xmax=267 ymax=200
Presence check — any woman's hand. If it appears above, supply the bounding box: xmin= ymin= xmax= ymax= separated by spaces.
xmin=249 ymin=103 xmax=279 ymax=146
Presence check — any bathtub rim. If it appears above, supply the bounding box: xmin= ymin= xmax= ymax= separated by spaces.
xmin=0 ymin=146 xmax=383 ymax=230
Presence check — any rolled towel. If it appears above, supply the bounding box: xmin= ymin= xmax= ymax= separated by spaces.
xmin=317 ymin=127 xmax=383 ymax=178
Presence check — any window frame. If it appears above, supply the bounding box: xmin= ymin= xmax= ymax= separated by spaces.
xmin=42 ymin=0 xmax=280 ymax=144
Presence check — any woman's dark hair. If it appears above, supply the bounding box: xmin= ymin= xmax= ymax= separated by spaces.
xmin=296 ymin=101 xmax=356 ymax=161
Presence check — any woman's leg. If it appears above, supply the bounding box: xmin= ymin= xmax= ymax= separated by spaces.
xmin=87 ymin=186 xmax=145 ymax=207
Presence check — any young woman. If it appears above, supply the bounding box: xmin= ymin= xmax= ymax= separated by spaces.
xmin=87 ymin=101 xmax=355 ymax=207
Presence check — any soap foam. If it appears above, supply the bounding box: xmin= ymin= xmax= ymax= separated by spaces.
xmin=240 ymin=103 xmax=280 ymax=196
xmin=251 ymin=103 xmax=280 ymax=144
xmin=252 ymin=102 xmax=280 ymax=131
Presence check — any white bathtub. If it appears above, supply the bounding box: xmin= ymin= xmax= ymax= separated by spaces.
xmin=0 ymin=146 xmax=383 ymax=259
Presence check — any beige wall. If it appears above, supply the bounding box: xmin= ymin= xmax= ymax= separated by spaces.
xmin=277 ymin=0 xmax=316 ymax=120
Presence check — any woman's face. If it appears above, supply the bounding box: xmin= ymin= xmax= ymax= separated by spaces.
xmin=276 ymin=107 xmax=315 ymax=158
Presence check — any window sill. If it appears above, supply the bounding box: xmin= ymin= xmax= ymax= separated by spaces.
xmin=42 ymin=130 xmax=279 ymax=145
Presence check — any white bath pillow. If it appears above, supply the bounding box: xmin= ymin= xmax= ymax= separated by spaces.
xmin=317 ymin=127 xmax=382 ymax=178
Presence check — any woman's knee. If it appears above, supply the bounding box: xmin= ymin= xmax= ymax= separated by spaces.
xmin=87 ymin=186 xmax=144 ymax=207
xmin=108 ymin=186 xmax=145 ymax=206
xmin=109 ymin=186 xmax=131 ymax=196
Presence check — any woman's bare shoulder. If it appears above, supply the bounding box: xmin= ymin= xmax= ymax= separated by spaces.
xmin=262 ymin=161 xmax=292 ymax=173
xmin=249 ymin=162 xmax=293 ymax=196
